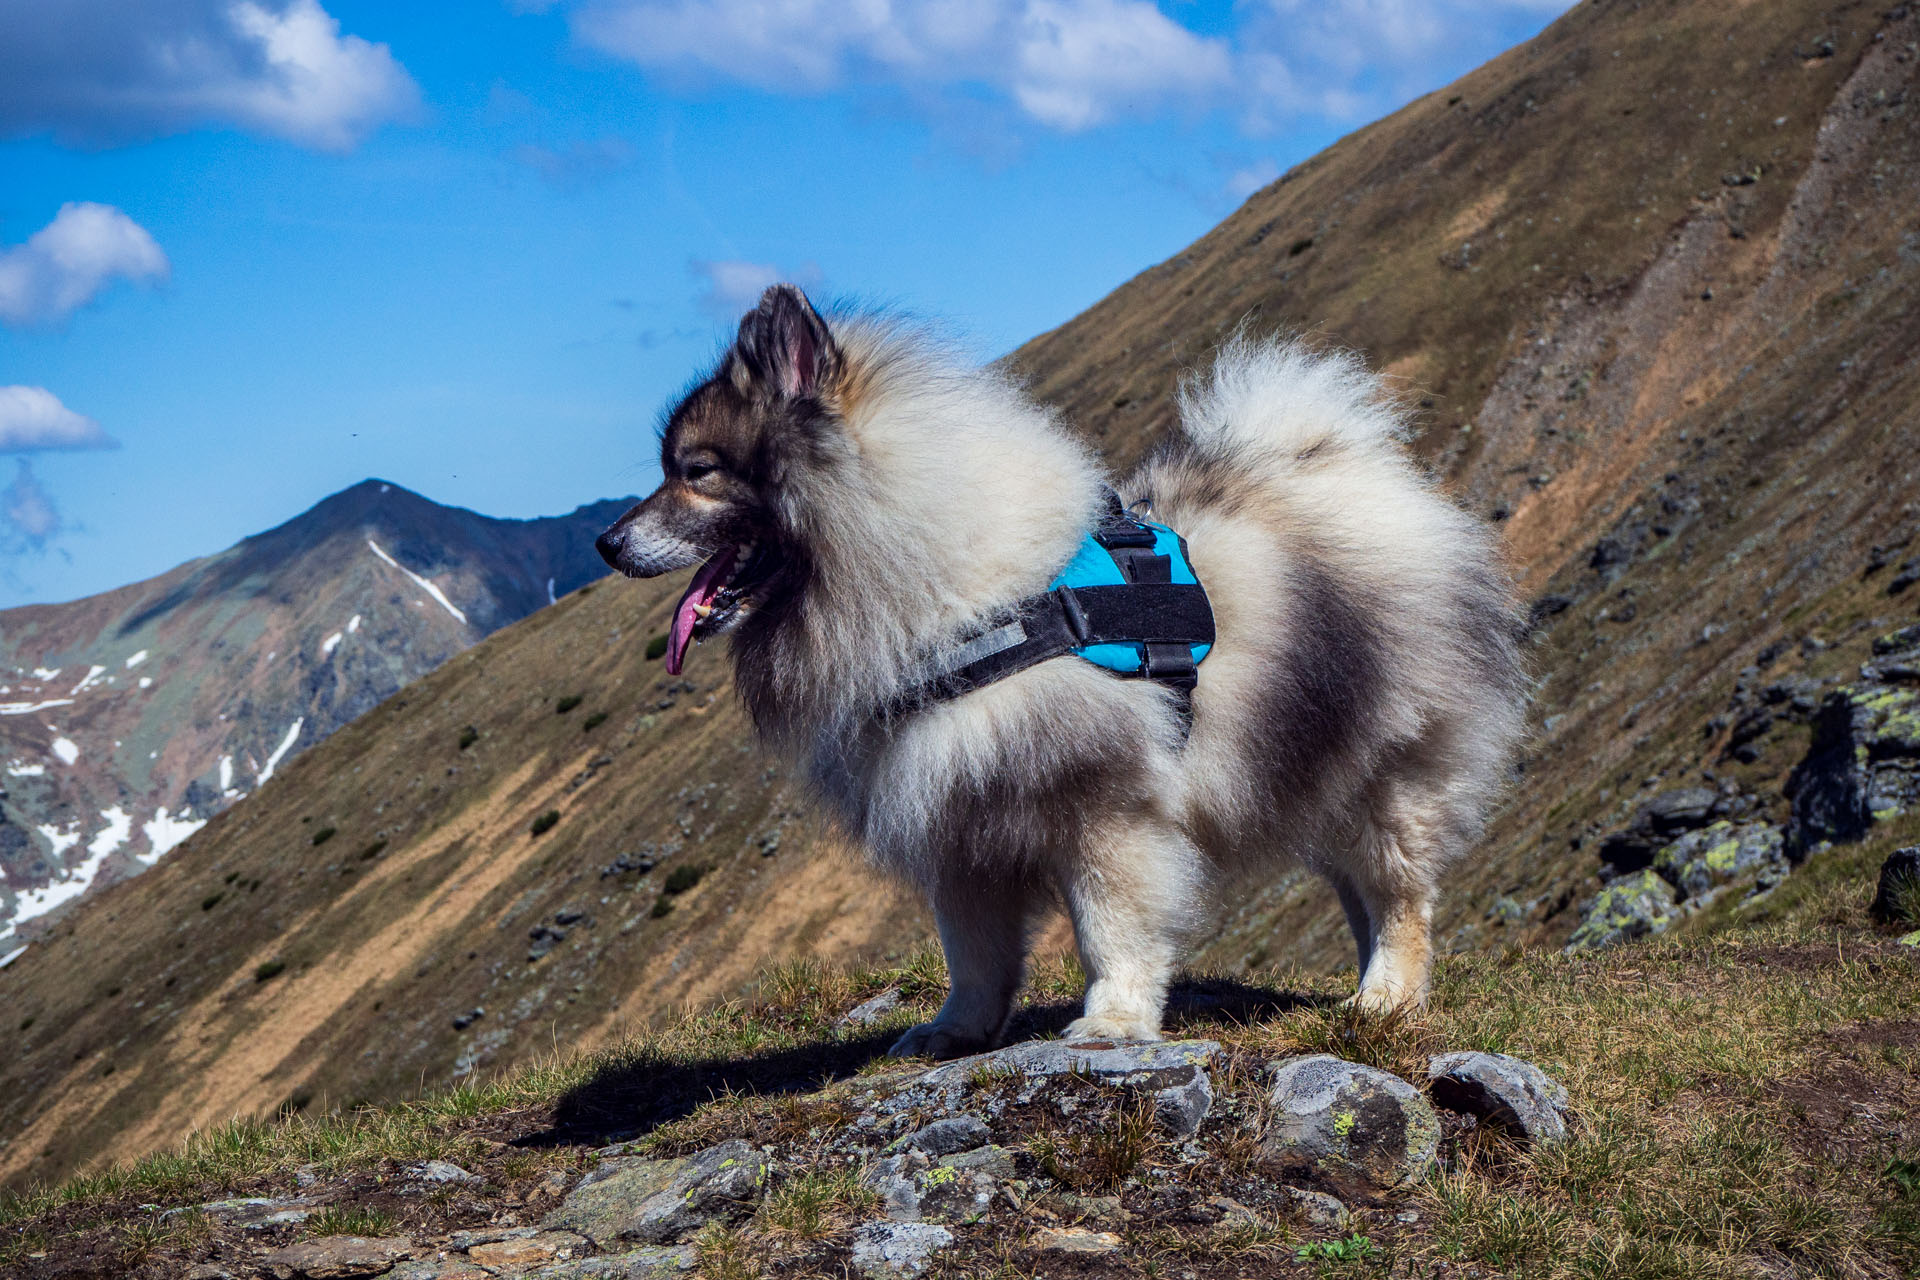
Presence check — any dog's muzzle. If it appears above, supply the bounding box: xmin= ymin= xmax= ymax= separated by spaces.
xmin=595 ymin=519 xmax=702 ymax=579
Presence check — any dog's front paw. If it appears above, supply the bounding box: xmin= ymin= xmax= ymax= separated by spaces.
xmin=888 ymin=1021 xmax=991 ymax=1061
xmin=1061 ymin=1015 xmax=1162 ymax=1044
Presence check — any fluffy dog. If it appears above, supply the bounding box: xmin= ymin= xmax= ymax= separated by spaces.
xmin=597 ymin=285 xmax=1526 ymax=1057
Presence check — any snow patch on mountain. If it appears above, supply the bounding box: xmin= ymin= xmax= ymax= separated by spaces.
xmin=51 ymin=737 xmax=79 ymax=765
xmin=125 ymin=650 xmax=149 ymax=669
xmin=367 ymin=539 xmax=468 ymax=625
xmin=321 ymin=631 xmax=343 ymax=659
xmin=1 ymin=698 xmax=76 ymax=716
xmin=70 ymin=666 xmax=109 ymax=695
xmin=256 ymin=718 xmax=303 ymax=786
xmin=142 ymin=808 xmax=205 ymax=863
xmin=7 ymin=762 xmax=44 ymax=777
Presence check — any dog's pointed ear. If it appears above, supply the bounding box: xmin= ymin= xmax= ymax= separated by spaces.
xmin=735 ymin=284 xmax=840 ymax=400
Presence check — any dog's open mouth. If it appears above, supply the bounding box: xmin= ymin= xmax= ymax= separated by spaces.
xmin=667 ymin=540 xmax=778 ymax=673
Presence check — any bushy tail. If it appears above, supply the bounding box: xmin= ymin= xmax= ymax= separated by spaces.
xmin=1174 ymin=333 xmax=1408 ymax=470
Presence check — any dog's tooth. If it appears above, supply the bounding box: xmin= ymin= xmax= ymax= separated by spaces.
xmin=693 ymin=603 xmax=713 ymax=619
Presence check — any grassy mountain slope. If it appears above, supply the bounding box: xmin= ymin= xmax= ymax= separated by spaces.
xmin=0 ymin=481 xmax=629 ymax=946
xmin=3 ymin=0 xmax=1918 ymax=1196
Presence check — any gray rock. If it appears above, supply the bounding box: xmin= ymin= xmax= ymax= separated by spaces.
xmin=1651 ymin=821 xmax=1786 ymax=902
xmin=408 ymin=1159 xmax=482 ymax=1185
xmin=1428 ymin=1051 xmax=1570 ymax=1146
xmin=260 ymin=1235 xmax=414 ymax=1279
xmin=173 ymin=1196 xmax=317 ymax=1230
xmin=918 ymin=1037 xmax=1218 ymax=1135
xmin=386 ymin=1259 xmax=493 ymax=1280
xmin=1280 ymin=1185 xmax=1351 ymax=1230
xmin=1642 ymin=787 xmax=1720 ymax=834
xmin=525 ymin=1247 xmax=696 ymax=1278
xmin=850 ymin=1220 xmax=954 ymax=1275
xmin=1263 ymin=1055 xmax=1439 ymax=1191
xmin=446 ymin=1226 xmax=539 ymax=1250
xmin=1152 ymin=1061 xmax=1213 ymax=1137
xmin=860 ymin=1146 xmax=1009 ymax=1223
xmin=546 ymin=1139 xmax=767 ymax=1245
xmin=1564 ymin=869 xmax=1678 ymax=952
xmin=1031 ymin=1226 xmax=1122 ymax=1254
xmin=838 ymin=988 xmax=904 ymax=1030
xmin=920 ymin=1038 xmax=1219 ymax=1087
xmin=937 ymin=1144 xmax=1017 ymax=1179
xmin=1787 ymin=685 xmax=1920 ymax=851
xmin=896 ymin=1114 xmax=989 ymax=1156
xmin=1871 ymin=846 xmax=1920 ymax=923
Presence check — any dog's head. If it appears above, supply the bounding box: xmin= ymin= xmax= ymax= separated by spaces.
xmin=596 ymin=283 xmax=846 ymax=674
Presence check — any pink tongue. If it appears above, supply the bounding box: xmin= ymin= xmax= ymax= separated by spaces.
xmin=666 ymin=546 xmax=738 ymax=675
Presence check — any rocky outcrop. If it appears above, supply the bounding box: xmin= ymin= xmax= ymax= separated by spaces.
xmin=1427 ymin=1051 xmax=1571 ymax=1147
xmin=1262 ymin=1055 xmax=1440 ymax=1191
xmin=545 ymin=1140 xmax=768 ymax=1246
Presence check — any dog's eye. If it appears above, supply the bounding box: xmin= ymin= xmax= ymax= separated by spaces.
xmin=683 ymin=463 xmax=718 ymax=482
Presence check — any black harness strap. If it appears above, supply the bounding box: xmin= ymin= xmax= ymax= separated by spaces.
xmin=888 ymin=491 xmax=1214 ymax=731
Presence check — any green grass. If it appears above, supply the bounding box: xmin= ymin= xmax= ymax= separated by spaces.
xmin=253 ymin=960 xmax=286 ymax=983
xmin=759 ymin=1165 xmax=877 ymax=1239
xmin=307 ymin=1205 xmax=397 ymax=1237
xmin=529 ymin=810 xmax=560 ymax=836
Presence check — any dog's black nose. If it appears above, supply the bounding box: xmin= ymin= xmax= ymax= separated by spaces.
xmin=594 ymin=529 xmax=623 ymax=571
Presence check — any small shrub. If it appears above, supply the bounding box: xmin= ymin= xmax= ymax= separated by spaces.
xmin=253 ymin=960 xmax=286 ymax=983
xmin=357 ymin=839 xmax=387 ymax=861
xmin=1887 ymin=871 xmax=1920 ymax=926
xmin=649 ymin=897 xmax=675 ymax=919
xmin=1029 ymin=1096 xmax=1157 ymax=1191
xmin=762 ymin=1166 xmax=878 ymax=1239
xmin=530 ymin=810 xmax=560 ymax=836
xmin=1296 ymin=1234 xmax=1377 ymax=1263
xmin=645 ymin=633 xmax=669 ymax=661
xmin=1890 ymin=1156 xmax=1920 ymax=1199
xmin=457 ymin=725 xmax=478 ymax=750
xmin=17 ymin=1016 xmax=32 ymax=1032
xmin=555 ymin=694 xmax=583 ymax=714
xmin=661 ymin=863 xmax=708 ymax=896
xmin=307 ymin=1206 xmax=396 ymax=1238
xmin=582 ymin=711 xmax=608 ymax=731
xmin=310 ymin=826 xmax=336 ymax=847
xmin=200 ymin=893 xmax=223 ymax=911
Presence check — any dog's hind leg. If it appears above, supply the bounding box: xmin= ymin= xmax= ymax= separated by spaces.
xmin=1059 ymin=819 xmax=1201 ymax=1043
xmin=890 ymin=872 xmax=1039 ymax=1060
xmin=1343 ymin=794 xmax=1448 ymax=1013
xmin=1328 ymin=871 xmax=1377 ymax=978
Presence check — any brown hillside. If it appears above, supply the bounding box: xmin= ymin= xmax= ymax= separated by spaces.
xmin=3 ymin=0 xmax=1917 ymax=1193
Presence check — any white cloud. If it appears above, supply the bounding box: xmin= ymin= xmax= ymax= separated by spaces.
xmin=554 ymin=0 xmax=1573 ymax=134
xmin=2 ymin=460 xmax=63 ymax=549
xmin=0 ymin=204 xmax=168 ymax=328
xmin=0 ymin=0 xmax=419 ymax=151
xmin=0 ymin=387 xmax=116 ymax=453
xmin=690 ymin=259 xmax=823 ymax=322
xmin=570 ymin=0 xmax=1231 ymax=131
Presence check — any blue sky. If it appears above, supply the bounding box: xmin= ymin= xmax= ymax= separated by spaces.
xmin=0 ymin=0 xmax=1571 ymax=607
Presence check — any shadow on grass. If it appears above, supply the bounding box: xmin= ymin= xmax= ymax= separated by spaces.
xmin=521 ymin=975 xmax=1326 ymax=1148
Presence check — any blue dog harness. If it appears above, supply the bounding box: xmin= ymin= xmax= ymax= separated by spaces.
xmin=895 ymin=491 xmax=1215 ymax=725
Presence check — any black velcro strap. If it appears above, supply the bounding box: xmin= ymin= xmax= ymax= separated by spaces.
xmin=1067 ymin=583 xmax=1215 ymax=647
